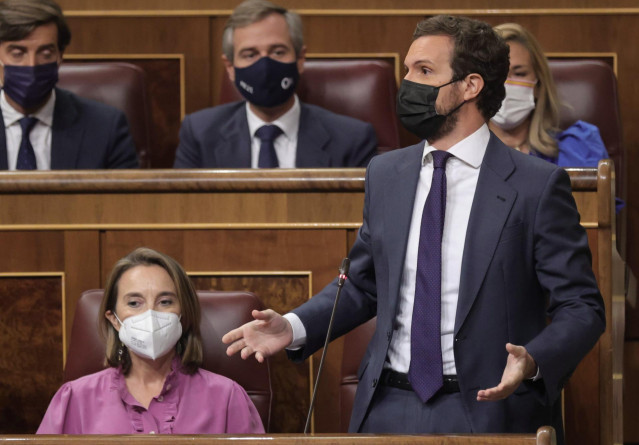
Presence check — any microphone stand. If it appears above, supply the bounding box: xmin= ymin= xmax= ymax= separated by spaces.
xmin=303 ymin=258 xmax=350 ymax=434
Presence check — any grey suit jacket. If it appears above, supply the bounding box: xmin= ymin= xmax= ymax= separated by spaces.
xmin=289 ymin=133 xmax=605 ymax=439
xmin=173 ymin=101 xmax=377 ymax=168
xmin=0 ymin=88 xmax=138 ymax=170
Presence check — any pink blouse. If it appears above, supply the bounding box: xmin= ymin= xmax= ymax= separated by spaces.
xmin=37 ymin=359 xmax=264 ymax=434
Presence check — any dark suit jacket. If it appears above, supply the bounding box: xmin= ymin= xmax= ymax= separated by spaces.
xmin=0 ymin=88 xmax=138 ymax=169
xmin=289 ymin=133 xmax=605 ymax=439
xmin=173 ymin=101 xmax=377 ymax=168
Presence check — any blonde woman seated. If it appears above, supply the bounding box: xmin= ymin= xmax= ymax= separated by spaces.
xmin=38 ymin=247 xmax=264 ymax=434
xmin=489 ymin=23 xmax=608 ymax=167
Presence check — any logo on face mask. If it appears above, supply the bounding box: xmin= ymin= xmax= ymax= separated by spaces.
xmin=491 ymin=78 xmax=537 ymax=130
xmin=2 ymin=61 xmax=59 ymax=110
xmin=234 ymin=56 xmax=299 ymax=108
xmin=396 ymin=78 xmax=465 ymax=141
xmin=239 ymin=80 xmax=254 ymax=94
xmin=281 ymin=77 xmax=293 ymax=90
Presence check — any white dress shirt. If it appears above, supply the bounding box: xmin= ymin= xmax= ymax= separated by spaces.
xmin=1 ymin=89 xmax=56 ymax=170
xmin=246 ymin=95 xmax=300 ymax=168
xmin=285 ymin=125 xmax=489 ymax=375
xmin=386 ymin=125 xmax=488 ymax=374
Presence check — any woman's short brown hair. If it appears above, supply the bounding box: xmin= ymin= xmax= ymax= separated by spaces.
xmin=0 ymin=0 xmax=71 ymax=52
xmin=99 ymin=247 xmax=203 ymax=375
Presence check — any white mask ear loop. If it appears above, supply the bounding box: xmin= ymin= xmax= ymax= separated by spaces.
xmin=113 ymin=312 xmax=123 ymax=327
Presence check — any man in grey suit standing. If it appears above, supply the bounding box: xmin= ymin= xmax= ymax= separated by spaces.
xmin=174 ymin=0 xmax=377 ymax=169
xmin=222 ymin=15 xmax=604 ymax=443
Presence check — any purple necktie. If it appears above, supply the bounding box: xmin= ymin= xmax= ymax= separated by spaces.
xmin=408 ymin=149 xmax=453 ymax=403
xmin=256 ymin=124 xmax=283 ymax=168
xmin=16 ymin=116 xmax=39 ymax=170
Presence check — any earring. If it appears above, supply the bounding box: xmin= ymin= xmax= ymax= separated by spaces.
xmin=176 ymin=340 xmax=184 ymax=356
xmin=118 ymin=344 xmax=124 ymax=362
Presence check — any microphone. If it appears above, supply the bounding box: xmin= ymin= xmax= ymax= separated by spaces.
xmin=304 ymin=258 xmax=350 ymax=434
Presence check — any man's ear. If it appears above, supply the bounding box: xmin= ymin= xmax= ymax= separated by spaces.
xmin=222 ymin=54 xmax=235 ymax=82
xmin=105 ymin=310 xmax=120 ymax=332
xmin=462 ymin=73 xmax=484 ymax=101
xmin=296 ymin=45 xmax=307 ymax=75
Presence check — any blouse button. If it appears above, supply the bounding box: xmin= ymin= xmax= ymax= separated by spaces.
xmin=149 ymin=431 xmax=156 ymax=434
xmin=157 ymin=395 xmax=164 ymax=402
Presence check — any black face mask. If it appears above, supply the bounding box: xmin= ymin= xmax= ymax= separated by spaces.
xmin=396 ymin=78 xmax=465 ymax=141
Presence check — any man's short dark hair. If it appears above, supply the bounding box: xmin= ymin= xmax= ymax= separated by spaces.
xmin=414 ymin=15 xmax=509 ymax=121
xmin=0 ymin=0 xmax=71 ymax=53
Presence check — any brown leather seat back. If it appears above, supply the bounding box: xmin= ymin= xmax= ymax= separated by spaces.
xmin=549 ymin=59 xmax=623 ymax=195
xmin=220 ymin=59 xmax=401 ymax=150
xmin=64 ymin=289 xmax=272 ymax=431
xmin=58 ymin=62 xmax=152 ymax=167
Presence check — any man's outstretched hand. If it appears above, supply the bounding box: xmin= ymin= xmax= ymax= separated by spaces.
xmin=476 ymin=343 xmax=537 ymax=401
xmin=222 ymin=309 xmax=294 ymax=363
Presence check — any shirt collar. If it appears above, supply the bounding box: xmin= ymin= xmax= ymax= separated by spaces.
xmin=422 ymin=123 xmax=489 ymax=169
xmin=246 ymin=94 xmax=300 ymax=141
xmin=1 ymin=89 xmax=56 ymax=127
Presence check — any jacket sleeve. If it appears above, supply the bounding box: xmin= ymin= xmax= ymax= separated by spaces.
xmin=524 ymin=166 xmax=606 ymax=404
xmin=174 ymin=115 xmax=202 ymax=168
xmin=106 ymin=111 xmax=139 ymax=168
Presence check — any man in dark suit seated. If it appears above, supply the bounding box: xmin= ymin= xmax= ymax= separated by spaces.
xmin=222 ymin=15 xmax=605 ymax=444
xmin=0 ymin=0 xmax=138 ymax=170
xmin=174 ymin=0 xmax=377 ymax=169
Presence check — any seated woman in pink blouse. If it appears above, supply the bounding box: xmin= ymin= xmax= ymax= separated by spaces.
xmin=37 ymin=247 xmax=264 ymax=434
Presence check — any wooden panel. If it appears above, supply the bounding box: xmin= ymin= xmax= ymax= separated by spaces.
xmin=64 ymin=16 xmax=210 ymax=114
xmin=0 ymin=232 xmax=63 ymax=271
xmin=624 ymin=341 xmax=639 ymax=442
xmin=0 ymin=277 xmax=63 ymax=433
xmin=56 ymin=0 xmax=639 ymax=10
xmin=0 ymin=431 xmax=554 ymax=445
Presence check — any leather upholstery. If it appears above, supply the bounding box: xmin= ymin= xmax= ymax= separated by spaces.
xmin=549 ymin=59 xmax=624 ymax=196
xmin=219 ymin=59 xmax=401 ymax=150
xmin=58 ymin=63 xmax=152 ymax=167
xmin=64 ymin=289 xmax=272 ymax=431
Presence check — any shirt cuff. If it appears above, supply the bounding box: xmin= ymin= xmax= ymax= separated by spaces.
xmin=283 ymin=313 xmax=307 ymax=350
xmin=531 ymin=367 xmax=542 ymax=381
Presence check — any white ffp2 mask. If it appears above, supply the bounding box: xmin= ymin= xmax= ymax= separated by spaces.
xmin=491 ymin=79 xmax=536 ymax=130
xmin=115 ymin=310 xmax=182 ymax=360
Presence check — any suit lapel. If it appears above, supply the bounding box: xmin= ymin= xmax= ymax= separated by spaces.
xmin=0 ymin=113 xmax=8 ymax=170
xmin=454 ymin=134 xmax=517 ymax=334
xmin=295 ymin=104 xmax=331 ymax=167
xmin=384 ymin=143 xmax=424 ymax=318
xmin=217 ymin=105 xmax=251 ymax=167
xmin=51 ymin=89 xmax=83 ymax=169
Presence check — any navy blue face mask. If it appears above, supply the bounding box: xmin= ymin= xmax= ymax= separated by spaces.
xmin=2 ymin=61 xmax=59 ymax=110
xmin=234 ymin=56 xmax=299 ymax=108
